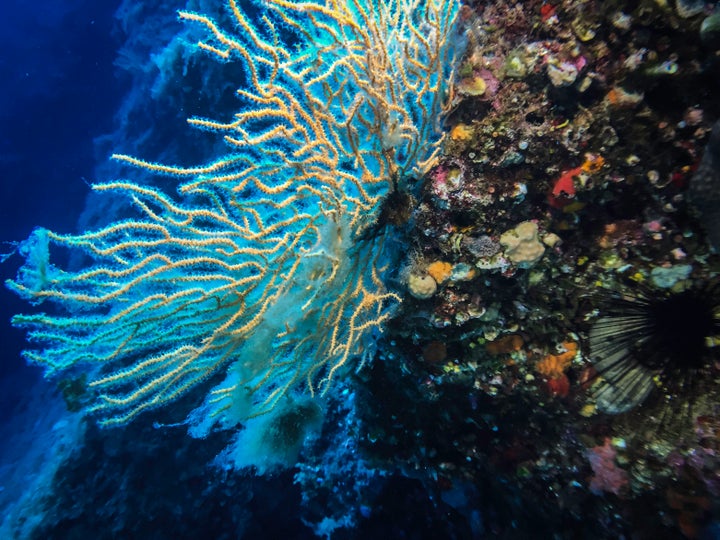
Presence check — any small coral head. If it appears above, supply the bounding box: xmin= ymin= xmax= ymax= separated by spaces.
xmin=588 ymin=279 xmax=720 ymax=415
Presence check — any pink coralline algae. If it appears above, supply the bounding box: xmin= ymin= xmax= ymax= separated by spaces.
xmin=587 ymin=438 xmax=629 ymax=496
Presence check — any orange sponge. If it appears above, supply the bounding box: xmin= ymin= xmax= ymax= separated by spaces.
xmin=427 ymin=261 xmax=453 ymax=285
xmin=536 ymin=341 xmax=578 ymax=379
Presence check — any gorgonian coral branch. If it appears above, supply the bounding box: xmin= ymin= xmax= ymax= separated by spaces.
xmin=8 ymin=0 xmax=458 ymax=428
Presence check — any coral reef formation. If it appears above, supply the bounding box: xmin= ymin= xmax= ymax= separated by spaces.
xmin=6 ymin=0 xmax=720 ymax=538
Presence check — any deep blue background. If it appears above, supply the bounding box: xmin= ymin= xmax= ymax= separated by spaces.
xmin=0 ymin=0 xmax=126 ymax=419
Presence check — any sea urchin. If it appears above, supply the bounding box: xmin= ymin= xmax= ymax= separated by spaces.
xmin=589 ymin=279 xmax=720 ymax=415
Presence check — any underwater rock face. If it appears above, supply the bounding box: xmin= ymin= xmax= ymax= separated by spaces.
xmin=688 ymin=121 xmax=720 ymax=250
xmin=7 ymin=0 xmax=720 ymax=538
xmin=701 ymin=11 xmax=720 ymax=48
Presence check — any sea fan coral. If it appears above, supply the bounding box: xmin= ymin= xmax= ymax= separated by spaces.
xmin=6 ymin=0 xmax=459 ymax=441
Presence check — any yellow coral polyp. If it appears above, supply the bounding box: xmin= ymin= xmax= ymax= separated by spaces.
xmin=581 ymin=154 xmax=605 ymax=174
xmin=426 ymin=261 xmax=453 ymax=284
xmin=450 ymin=123 xmax=474 ymax=142
xmin=457 ymin=75 xmax=487 ymax=96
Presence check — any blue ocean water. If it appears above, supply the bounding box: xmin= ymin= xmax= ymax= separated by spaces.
xmin=0 ymin=0 xmax=126 ymax=530
xmin=0 ymin=0 xmax=124 ymax=408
